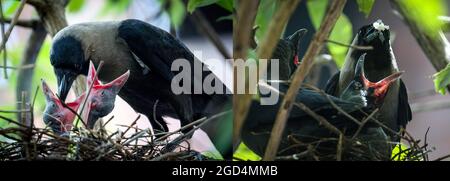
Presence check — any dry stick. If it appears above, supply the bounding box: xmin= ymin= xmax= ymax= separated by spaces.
xmin=0 ymin=0 xmax=7 ymax=79
xmin=326 ymin=39 xmax=373 ymax=50
xmin=336 ymin=133 xmax=344 ymax=161
xmin=263 ymin=0 xmax=347 ymax=161
xmin=232 ymin=0 xmax=259 ymax=148
xmin=411 ymin=99 xmax=450 ymax=113
xmin=120 ymin=114 xmax=141 ymax=140
xmin=151 ymin=151 xmax=186 ymax=161
xmin=391 ymin=0 xmax=450 ymax=92
xmin=351 ymin=108 xmax=379 ymax=140
xmin=74 ymin=61 xmax=105 ymax=128
xmin=190 ymin=11 xmax=231 ymax=59
xmin=275 ymin=150 xmax=310 ymax=161
xmin=258 ymin=82 xmax=342 ymax=135
xmin=0 ymin=18 xmax=39 ymax=28
xmin=0 ymin=0 xmax=28 ymax=79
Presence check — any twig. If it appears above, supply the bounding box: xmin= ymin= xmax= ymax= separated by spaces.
xmin=264 ymin=0 xmax=347 ymax=161
xmin=190 ymin=11 xmax=231 ymax=59
xmin=434 ymin=154 xmax=450 ymax=161
xmin=0 ymin=0 xmax=28 ymax=79
xmin=275 ymin=150 xmax=310 ymax=160
xmin=151 ymin=151 xmax=186 ymax=161
xmin=351 ymin=108 xmax=379 ymax=140
xmin=74 ymin=61 xmax=105 ymax=128
xmin=336 ymin=133 xmax=344 ymax=161
xmin=0 ymin=64 xmax=35 ymax=70
xmin=258 ymin=82 xmax=343 ymax=135
xmin=411 ymin=99 xmax=450 ymax=113
xmin=326 ymin=39 xmax=373 ymax=50
xmin=0 ymin=18 xmax=40 ymax=28
xmin=0 ymin=0 xmax=7 ymax=79
xmin=232 ymin=0 xmax=260 ymax=148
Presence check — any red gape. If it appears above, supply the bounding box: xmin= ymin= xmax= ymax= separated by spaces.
xmin=42 ymin=80 xmax=85 ymax=133
xmin=362 ymin=71 xmax=404 ymax=103
xmin=81 ymin=61 xmax=130 ymax=125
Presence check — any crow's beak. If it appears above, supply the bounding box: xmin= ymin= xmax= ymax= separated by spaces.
xmin=357 ymin=54 xmax=403 ymax=103
xmin=56 ymin=70 xmax=77 ymax=102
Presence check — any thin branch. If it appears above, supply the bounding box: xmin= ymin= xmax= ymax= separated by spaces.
xmin=0 ymin=0 xmax=28 ymax=79
xmin=263 ymin=0 xmax=347 ymax=161
xmin=232 ymin=0 xmax=260 ymax=149
xmin=326 ymin=39 xmax=373 ymax=50
xmin=0 ymin=64 xmax=35 ymax=70
xmin=411 ymin=99 xmax=450 ymax=113
xmin=190 ymin=10 xmax=231 ymax=59
xmin=0 ymin=18 xmax=40 ymax=28
xmin=258 ymin=82 xmax=342 ymax=135
xmin=0 ymin=0 xmax=7 ymax=79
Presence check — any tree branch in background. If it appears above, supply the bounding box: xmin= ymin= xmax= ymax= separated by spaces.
xmin=232 ymin=0 xmax=259 ymax=151
xmin=27 ymin=0 xmax=86 ymax=97
xmin=16 ymin=24 xmax=47 ymax=121
xmin=411 ymin=99 xmax=450 ymax=113
xmin=190 ymin=10 xmax=231 ymax=59
xmin=27 ymin=0 xmax=68 ymax=36
xmin=391 ymin=0 xmax=450 ymax=93
xmin=0 ymin=18 xmax=40 ymax=28
xmin=263 ymin=0 xmax=347 ymax=161
xmin=0 ymin=0 xmax=28 ymax=79
xmin=0 ymin=0 xmax=8 ymax=79
xmin=257 ymin=0 xmax=302 ymax=79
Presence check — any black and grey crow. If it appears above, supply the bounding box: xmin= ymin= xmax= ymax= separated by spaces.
xmin=242 ymin=54 xmax=401 ymax=160
xmin=49 ymin=19 xmax=231 ymax=155
xmin=324 ymin=20 xmax=412 ymax=141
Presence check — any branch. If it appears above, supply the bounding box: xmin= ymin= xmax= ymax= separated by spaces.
xmin=263 ymin=0 xmax=347 ymax=161
xmin=232 ymin=0 xmax=259 ymax=150
xmin=391 ymin=0 xmax=450 ymax=93
xmin=411 ymin=99 xmax=450 ymax=113
xmin=0 ymin=0 xmax=28 ymax=79
xmin=16 ymin=23 xmax=46 ymax=121
xmin=189 ymin=10 xmax=231 ymax=59
xmin=0 ymin=18 xmax=40 ymax=28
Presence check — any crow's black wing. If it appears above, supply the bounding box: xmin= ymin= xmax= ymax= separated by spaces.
xmin=118 ymin=19 xmax=194 ymax=81
xmin=324 ymin=71 xmax=340 ymax=95
xmin=397 ymin=79 xmax=412 ymax=129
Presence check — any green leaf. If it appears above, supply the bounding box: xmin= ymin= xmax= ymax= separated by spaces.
xmin=169 ymin=0 xmax=186 ymax=28
xmin=187 ymin=0 xmax=218 ymax=13
xmin=307 ymin=0 xmax=352 ymax=68
xmin=67 ymin=0 xmax=85 ymax=13
xmin=356 ymin=0 xmax=375 ymax=18
xmin=233 ymin=142 xmax=261 ymax=161
xmin=216 ymin=0 xmax=233 ymax=12
xmin=4 ymin=1 xmax=19 ymax=16
xmin=306 ymin=0 xmax=328 ymax=30
xmin=433 ymin=63 xmax=450 ymax=95
xmin=255 ymin=0 xmax=278 ymax=41
xmin=216 ymin=14 xmax=233 ymax=22
xmin=99 ymin=0 xmax=131 ymax=16
xmin=328 ymin=15 xmax=352 ymax=68
xmin=397 ymin=0 xmax=447 ymax=37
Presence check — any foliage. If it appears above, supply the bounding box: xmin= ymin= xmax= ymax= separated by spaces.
xmin=307 ymin=0 xmax=352 ymax=68
xmin=233 ymin=142 xmax=261 ymax=161
xmin=433 ymin=63 xmax=450 ymax=95
xmin=356 ymin=0 xmax=375 ymax=18
xmin=187 ymin=0 xmax=233 ymax=13
xmin=254 ymin=0 xmax=278 ymax=42
xmin=397 ymin=0 xmax=446 ymax=37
